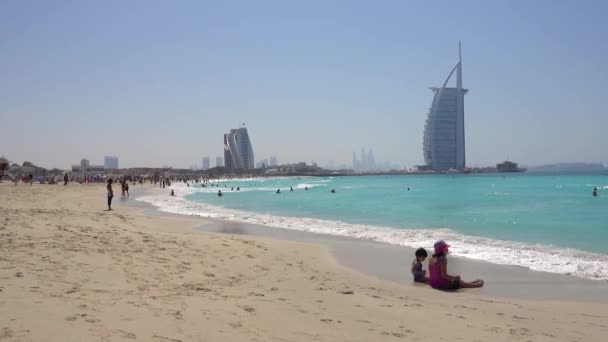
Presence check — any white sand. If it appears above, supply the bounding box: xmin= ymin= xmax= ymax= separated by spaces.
xmin=1 ymin=183 xmax=607 ymax=341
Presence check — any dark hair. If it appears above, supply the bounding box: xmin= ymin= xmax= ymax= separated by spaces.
xmin=415 ymin=248 xmax=428 ymax=258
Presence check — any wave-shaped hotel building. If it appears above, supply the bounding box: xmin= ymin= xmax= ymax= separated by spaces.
xmin=224 ymin=127 xmax=255 ymax=171
xmin=423 ymin=43 xmax=467 ymax=171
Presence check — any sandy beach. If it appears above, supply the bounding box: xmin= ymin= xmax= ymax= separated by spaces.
xmin=1 ymin=183 xmax=607 ymax=341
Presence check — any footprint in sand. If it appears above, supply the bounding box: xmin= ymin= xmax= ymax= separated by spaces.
xmin=1 ymin=327 xmax=15 ymax=338
xmin=115 ymin=330 xmax=136 ymax=339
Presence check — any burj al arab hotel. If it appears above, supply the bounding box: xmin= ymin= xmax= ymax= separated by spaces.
xmin=423 ymin=43 xmax=467 ymax=171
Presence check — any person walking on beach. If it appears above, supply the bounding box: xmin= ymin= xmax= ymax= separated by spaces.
xmin=64 ymin=173 xmax=69 ymax=186
xmin=106 ymin=179 xmax=114 ymax=211
xmin=28 ymin=172 xmax=33 ymax=185
xmin=125 ymin=181 xmax=129 ymax=197
xmin=428 ymin=240 xmax=484 ymax=290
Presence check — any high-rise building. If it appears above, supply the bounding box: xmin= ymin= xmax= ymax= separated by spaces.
xmin=352 ymin=152 xmax=359 ymax=171
xmin=360 ymin=147 xmax=367 ymax=171
xmin=269 ymin=155 xmax=278 ymax=167
xmin=215 ymin=156 xmax=224 ymax=168
xmin=367 ymin=149 xmax=375 ymax=170
xmin=224 ymin=127 xmax=254 ymax=170
xmin=202 ymin=156 xmax=210 ymax=170
xmin=423 ymin=43 xmax=467 ymax=171
xmin=104 ymin=156 xmax=118 ymax=169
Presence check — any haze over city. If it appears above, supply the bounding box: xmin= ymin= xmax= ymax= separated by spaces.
xmin=1 ymin=0 xmax=607 ymax=169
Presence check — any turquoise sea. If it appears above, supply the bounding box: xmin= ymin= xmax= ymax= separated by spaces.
xmin=138 ymin=172 xmax=608 ymax=280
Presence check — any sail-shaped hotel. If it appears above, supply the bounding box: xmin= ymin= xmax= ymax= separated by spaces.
xmin=423 ymin=43 xmax=467 ymax=171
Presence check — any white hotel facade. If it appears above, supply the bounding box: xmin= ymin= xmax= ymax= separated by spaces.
xmin=423 ymin=43 xmax=467 ymax=171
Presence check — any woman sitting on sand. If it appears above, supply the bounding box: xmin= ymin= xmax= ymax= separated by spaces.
xmin=428 ymin=240 xmax=484 ymax=290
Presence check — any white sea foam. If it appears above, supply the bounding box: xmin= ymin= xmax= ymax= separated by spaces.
xmin=137 ymin=186 xmax=608 ymax=281
xmin=295 ymin=183 xmax=326 ymax=189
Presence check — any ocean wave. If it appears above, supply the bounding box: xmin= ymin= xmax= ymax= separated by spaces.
xmin=136 ymin=187 xmax=608 ymax=281
xmin=295 ymin=183 xmax=326 ymax=189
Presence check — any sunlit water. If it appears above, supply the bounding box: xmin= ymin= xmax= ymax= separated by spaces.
xmin=137 ymin=172 xmax=608 ymax=280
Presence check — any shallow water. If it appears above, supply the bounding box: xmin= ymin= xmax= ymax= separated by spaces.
xmin=137 ymin=172 xmax=608 ymax=280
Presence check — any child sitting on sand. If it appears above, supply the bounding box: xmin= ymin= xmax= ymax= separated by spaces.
xmin=411 ymin=248 xmax=429 ymax=283
xmin=428 ymin=240 xmax=484 ymax=290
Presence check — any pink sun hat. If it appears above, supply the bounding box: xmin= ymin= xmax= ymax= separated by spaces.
xmin=434 ymin=240 xmax=450 ymax=254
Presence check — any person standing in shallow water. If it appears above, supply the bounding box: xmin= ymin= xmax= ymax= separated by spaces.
xmin=106 ymin=179 xmax=114 ymax=211
xmin=593 ymin=187 xmax=598 ymax=197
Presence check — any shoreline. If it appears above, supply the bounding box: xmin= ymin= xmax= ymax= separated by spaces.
xmin=2 ymin=183 xmax=608 ymax=341
xmin=136 ymin=178 xmax=608 ymax=282
xmin=129 ymin=186 xmax=608 ymax=303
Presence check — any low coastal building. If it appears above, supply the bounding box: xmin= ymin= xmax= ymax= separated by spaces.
xmin=496 ymin=161 xmax=525 ymax=172
xmin=72 ymin=159 xmax=105 ymax=179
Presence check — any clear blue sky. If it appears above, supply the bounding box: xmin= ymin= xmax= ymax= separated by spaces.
xmin=1 ymin=0 xmax=607 ymax=169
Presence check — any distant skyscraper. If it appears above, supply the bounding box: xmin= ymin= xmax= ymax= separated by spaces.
xmin=202 ymin=156 xmax=210 ymax=170
xmin=215 ymin=156 xmax=224 ymax=168
xmin=224 ymin=127 xmax=255 ymax=170
xmin=423 ymin=43 xmax=467 ymax=171
xmin=367 ymin=149 xmax=375 ymax=170
xmin=104 ymin=156 xmax=118 ymax=169
xmin=352 ymin=152 xmax=359 ymax=171
xmin=360 ymin=147 xmax=367 ymax=171
xmin=269 ymin=155 xmax=278 ymax=167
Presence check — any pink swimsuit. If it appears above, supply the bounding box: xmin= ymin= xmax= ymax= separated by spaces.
xmin=429 ymin=256 xmax=452 ymax=289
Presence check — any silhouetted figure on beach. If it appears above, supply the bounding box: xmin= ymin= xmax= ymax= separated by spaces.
xmin=237 ymin=187 xmax=240 ymax=191
xmin=171 ymin=190 xmax=175 ymax=196
xmin=64 ymin=173 xmax=69 ymax=186
xmin=106 ymin=179 xmax=114 ymax=211
xmin=593 ymin=187 xmax=598 ymax=197
xmin=28 ymin=172 xmax=33 ymax=185
xmin=276 ymin=189 xmax=281 ymax=194
xmin=290 ymin=186 xmax=293 ymax=191
xmin=218 ymin=190 xmax=223 ymax=197
xmin=231 ymin=187 xmax=234 ymax=191
xmin=305 ymin=186 xmax=308 ymax=190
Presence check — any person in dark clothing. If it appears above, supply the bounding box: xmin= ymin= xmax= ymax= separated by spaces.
xmin=64 ymin=173 xmax=69 ymax=186
xmin=107 ymin=179 xmax=114 ymax=211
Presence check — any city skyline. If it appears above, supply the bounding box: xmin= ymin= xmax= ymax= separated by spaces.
xmin=1 ymin=1 xmax=607 ymax=169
